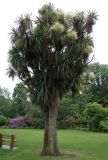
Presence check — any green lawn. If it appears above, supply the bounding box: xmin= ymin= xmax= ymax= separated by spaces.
xmin=0 ymin=129 xmax=108 ymax=160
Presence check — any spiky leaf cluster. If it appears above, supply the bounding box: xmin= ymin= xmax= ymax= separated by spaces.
xmin=8 ymin=3 xmax=97 ymax=107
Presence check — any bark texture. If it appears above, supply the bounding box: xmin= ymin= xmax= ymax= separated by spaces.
xmin=41 ymin=98 xmax=60 ymax=156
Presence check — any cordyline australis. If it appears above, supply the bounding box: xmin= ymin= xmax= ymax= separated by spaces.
xmin=7 ymin=3 xmax=97 ymax=156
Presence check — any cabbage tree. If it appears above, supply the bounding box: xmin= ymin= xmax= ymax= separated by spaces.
xmin=8 ymin=3 xmax=97 ymax=156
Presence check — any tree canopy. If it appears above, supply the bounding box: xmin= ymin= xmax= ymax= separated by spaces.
xmin=86 ymin=63 xmax=108 ymax=106
xmin=8 ymin=4 xmax=97 ymax=107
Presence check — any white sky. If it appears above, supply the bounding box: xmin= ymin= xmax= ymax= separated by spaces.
xmin=0 ymin=0 xmax=108 ymax=93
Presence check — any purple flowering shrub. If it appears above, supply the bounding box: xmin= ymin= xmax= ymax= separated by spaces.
xmin=9 ymin=116 xmax=26 ymax=128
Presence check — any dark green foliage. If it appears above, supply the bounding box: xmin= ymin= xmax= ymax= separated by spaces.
xmin=100 ymin=120 xmax=108 ymax=132
xmin=87 ymin=63 xmax=108 ymax=107
xmin=0 ymin=115 xmax=9 ymax=126
xmin=12 ymin=83 xmax=30 ymax=116
xmin=8 ymin=3 xmax=97 ymax=108
xmin=0 ymin=86 xmax=11 ymax=117
xmin=57 ymin=92 xmax=90 ymax=129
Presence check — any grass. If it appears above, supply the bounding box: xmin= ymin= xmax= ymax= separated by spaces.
xmin=0 ymin=129 xmax=108 ymax=160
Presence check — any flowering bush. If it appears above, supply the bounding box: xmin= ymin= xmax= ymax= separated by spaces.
xmin=9 ymin=116 xmax=26 ymax=128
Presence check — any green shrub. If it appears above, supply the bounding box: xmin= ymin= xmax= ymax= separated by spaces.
xmin=0 ymin=115 xmax=8 ymax=126
xmin=99 ymin=120 xmax=108 ymax=132
xmin=76 ymin=116 xmax=87 ymax=128
xmin=84 ymin=102 xmax=108 ymax=131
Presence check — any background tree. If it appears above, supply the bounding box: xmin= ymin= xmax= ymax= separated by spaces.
xmin=87 ymin=63 xmax=108 ymax=107
xmin=0 ymin=86 xmax=11 ymax=117
xmin=12 ymin=83 xmax=30 ymax=116
xmin=8 ymin=3 xmax=97 ymax=156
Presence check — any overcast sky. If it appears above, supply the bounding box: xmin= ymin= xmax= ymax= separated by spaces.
xmin=0 ymin=0 xmax=108 ymax=93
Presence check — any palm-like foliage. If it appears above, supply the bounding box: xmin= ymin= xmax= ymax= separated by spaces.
xmin=8 ymin=3 xmax=97 ymax=156
xmin=8 ymin=4 xmax=97 ymax=107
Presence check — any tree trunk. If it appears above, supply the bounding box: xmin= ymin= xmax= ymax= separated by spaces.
xmin=41 ymin=98 xmax=60 ymax=156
